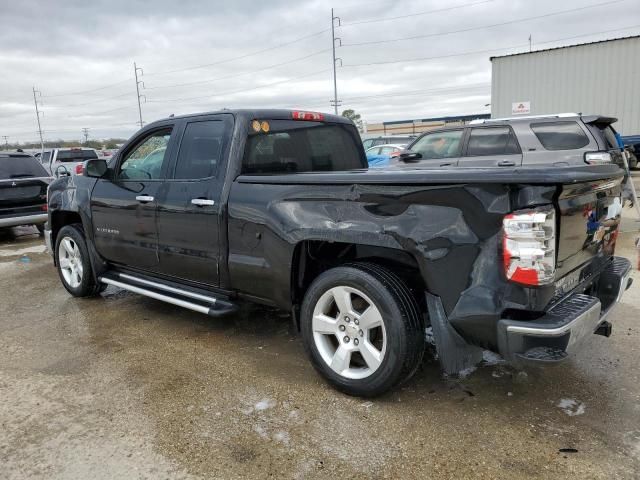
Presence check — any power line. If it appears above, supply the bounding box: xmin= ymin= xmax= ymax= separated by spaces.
xmin=146 ymin=68 xmax=331 ymax=104
xmin=144 ymin=29 xmax=330 ymax=77
xmin=341 ymin=0 xmax=627 ymax=47
xmin=343 ymin=26 xmax=640 ymax=68
xmin=46 ymin=91 xmax=132 ymax=109
xmin=41 ymin=78 xmax=133 ymax=99
xmin=339 ymin=0 xmax=494 ymax=27
xmin=144 ymin=48 xmax=331 ymax=91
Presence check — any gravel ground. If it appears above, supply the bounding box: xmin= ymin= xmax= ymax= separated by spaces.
xmin=0 ymin=207 xmax=639 ymax=479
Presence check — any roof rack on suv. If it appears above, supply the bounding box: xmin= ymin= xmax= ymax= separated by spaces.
xmin=469 ymin=113 xmax=581 ymax=124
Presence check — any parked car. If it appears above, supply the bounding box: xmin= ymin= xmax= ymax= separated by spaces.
xmin=365 ymin=144 xmax=404 ymax=167
xmin=0 ymin=151 xmax=52 ymax=234
xmin=45 ymin=109 xmax=631 ymax=397
xmin=41 ymin=147 xmax=100 ymax=177
xmin=361 ymin=135 xmax=416 ymax=150
xmin=395 ymin=113 xmax=624 ymax=168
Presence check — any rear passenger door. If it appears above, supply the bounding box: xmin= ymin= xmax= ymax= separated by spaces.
xmin=458 ymin=126 xmax=522 ymax=167
xmin=156 ymin=114 xmax=234 ymax=286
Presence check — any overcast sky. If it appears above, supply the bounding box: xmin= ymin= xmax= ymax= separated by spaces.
xmin=1 ymin=0 xmax=639 ymax=143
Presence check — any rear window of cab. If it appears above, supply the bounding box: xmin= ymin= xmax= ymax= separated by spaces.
xmin=56 ymin=150 xmax=99 ymax=162
xmin=530 ymin=121 xmax=590 ymax=150
xmin=242 ymin=120 xmax=365 ymax=174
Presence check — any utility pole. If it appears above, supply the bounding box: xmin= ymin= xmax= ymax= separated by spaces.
xmin=82 ymin=128 xmax=90 ymax=144
xmin=32 ymin=86 xmax=44 ymax=154
xmin=134 ymin=62 xmax=145 ymax=129
xmin=528 ymin=34 xmax=532 ymax=52
xmin=330 ymin=8 xmax=342 ymax=115
xmin=2 ymin=136 xmax=8 ymax=150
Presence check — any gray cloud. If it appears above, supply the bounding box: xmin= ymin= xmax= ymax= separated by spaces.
xmin=0 ymin=0 xmax=638 ymax=142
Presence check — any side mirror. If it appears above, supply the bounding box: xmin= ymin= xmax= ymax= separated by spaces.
xmin=55 ymin=165 xmax=70 ymax=178
xmin=84 ymin=159 xmax=108 ymax=178
xmin=398 ymin=150 xmax=423 ymax=163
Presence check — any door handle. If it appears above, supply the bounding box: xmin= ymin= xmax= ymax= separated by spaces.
xmin=440 ymin=162 xmax=453 ymax=167
xmin=135 ymin=195 xmax=155 ymax=203
xmin=497 ymin=160 xmax=516 ymax=167
xmin=191 ymin=198 xmax=215 ymax=206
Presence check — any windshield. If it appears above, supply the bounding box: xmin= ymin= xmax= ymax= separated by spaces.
xmin=56 ymin=150 xmax=99 ymax=162
xmin=0 ymin=156 xmax=50 ymax=178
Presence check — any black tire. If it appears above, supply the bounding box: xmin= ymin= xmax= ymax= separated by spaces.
xmin=55 ymin=224 xmax=102 ymax=297
xmin=35 ymin=224 xmax=45 ymax=236
xmin=301 ymin=262 xmax=425 ymax=397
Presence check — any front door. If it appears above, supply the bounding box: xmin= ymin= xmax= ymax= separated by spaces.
xmin=156 ymin=115 xmax=233 ymax=286
xmin=91 ymin=126 xmax=175 ymax=270
xmin=408 ymin=129 xmax=464 ymax=167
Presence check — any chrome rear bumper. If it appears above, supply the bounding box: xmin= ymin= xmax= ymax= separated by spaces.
xmin=497 ymin=256 xmax=632 ymax=363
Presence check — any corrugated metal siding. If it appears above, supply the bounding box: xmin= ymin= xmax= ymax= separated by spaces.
xmin=491 ymin=37 xmax=640 ymax=134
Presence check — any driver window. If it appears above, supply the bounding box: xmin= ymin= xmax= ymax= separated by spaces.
xmin=411 ymin=130 xmax=463 ymax=160
xmin=119 ymin=128 xmax=172 ymax=180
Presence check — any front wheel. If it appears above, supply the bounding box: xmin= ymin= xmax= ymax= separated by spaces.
xmin=301 ymin=262 xmax=425 ymax=397
xmin=55 ymin=224 xmax=101 ymax=297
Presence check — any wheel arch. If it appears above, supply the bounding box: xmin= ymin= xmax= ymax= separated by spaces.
xmin=290 ymin=240 xmax=428 ymax=330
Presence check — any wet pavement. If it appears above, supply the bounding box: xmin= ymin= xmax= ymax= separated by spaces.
xmin=1 ymin=217 xmax=639 ymax=479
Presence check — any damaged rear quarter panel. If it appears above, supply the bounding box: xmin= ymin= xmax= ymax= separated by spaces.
xmin=227 ymin=179 xmax=557 ymax=348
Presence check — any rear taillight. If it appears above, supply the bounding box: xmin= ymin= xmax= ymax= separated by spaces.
xmin=584 ymin=151 xmax=612 ymax=165
xmin=292 ymin=111 xmax=324 ymax=121
xmin=390 ymin=151 xmax=401 ymax=158
xmin=40 ymin=204 xmax=48 ymax=211
xmin=75 ymin=164 xmax=84 ymax=175
xmin=502 ymin=207 xmax=556 ymax=286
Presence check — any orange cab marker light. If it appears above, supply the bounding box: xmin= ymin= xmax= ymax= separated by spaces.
xmin=251 ymin=120 xmax=261 ymax=132
xmin=260 ymin=121 xmax=270 ymax=133
xmin=292 ymin=111 xmax=324 ymax=121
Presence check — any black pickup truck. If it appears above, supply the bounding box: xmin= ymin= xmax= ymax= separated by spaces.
xmin=45 ymin=109 xmax=632 ymax=396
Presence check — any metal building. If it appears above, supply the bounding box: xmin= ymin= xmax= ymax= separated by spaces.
xmin=490 ymin=35 xmax=640 ymax=135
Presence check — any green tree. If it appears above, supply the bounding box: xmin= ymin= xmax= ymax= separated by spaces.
xmin=341 ymin=109 xmax=363 ymax=132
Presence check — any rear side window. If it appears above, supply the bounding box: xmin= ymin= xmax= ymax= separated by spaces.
xmin=42 ymin=152 xmax=51 ymax=163
xmin=56 ymin=149 xmax=99 ymax=162
xmin=242 ymin=120 xmax=364 ymax=174
xmin=531 ymin=122 xmax=589 ymax=150
xmin=0 ymin=156 xmax=49 ymax=179
xmin=466 ymin=127 xmax=520 ymax=156
xmin=174 ymin=120 xmax=227 ymax=179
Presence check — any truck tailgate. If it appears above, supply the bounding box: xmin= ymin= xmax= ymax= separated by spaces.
xmin=555 ymin=177 xmax=623 ymax=281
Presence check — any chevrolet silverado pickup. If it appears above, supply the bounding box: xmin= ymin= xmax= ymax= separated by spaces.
xmin=45 ymin=109 xmax=632 ymax=397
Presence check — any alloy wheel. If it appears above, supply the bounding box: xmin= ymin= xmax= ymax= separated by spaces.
xmin=312 ymin=285 xmax=387 ymax=380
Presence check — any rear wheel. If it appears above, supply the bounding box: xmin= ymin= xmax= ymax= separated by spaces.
xmin=55 ymin=224 xmax=101 ymax=297
xmin=301 ymin=262 xmax=425 ymax=397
